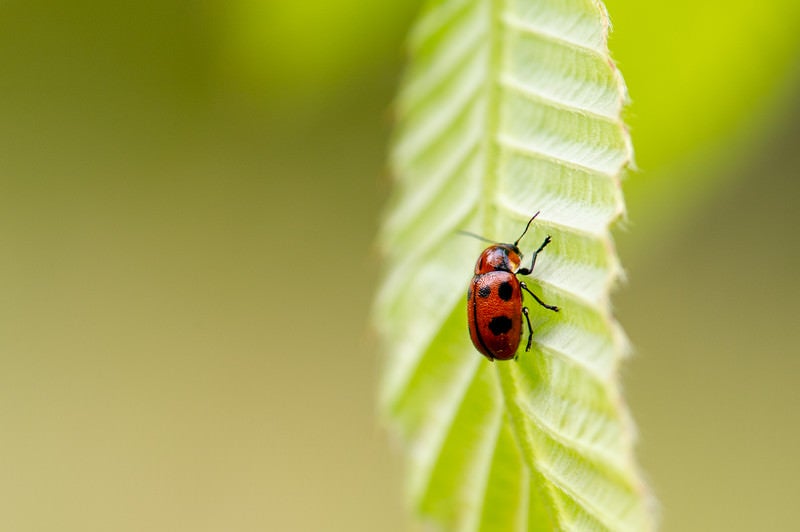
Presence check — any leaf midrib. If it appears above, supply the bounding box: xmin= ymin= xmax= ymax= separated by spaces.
xmin=479 ymin=0 xmax=501 ymax=227
xmin=481 ymin=0 xmax=564 ymax=530
xmin=496 ymin=363 xmax=560 ymax=529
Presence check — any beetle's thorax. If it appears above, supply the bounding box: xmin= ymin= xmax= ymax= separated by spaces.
xmin=474 ymin=244 xmax=523 ymax=274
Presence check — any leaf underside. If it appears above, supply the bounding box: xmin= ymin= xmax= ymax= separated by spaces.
xmin=376 ymin=0 xmax=655 ymax=530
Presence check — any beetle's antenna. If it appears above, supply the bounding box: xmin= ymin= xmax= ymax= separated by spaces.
xmin=457 ymin=230 xmax=495 ymax=244
xmin=514 ymin=211 xmax=540 ymax=247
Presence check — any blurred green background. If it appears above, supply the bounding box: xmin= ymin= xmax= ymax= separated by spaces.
xmin=0 ymin=1 xmax=798 ymax=531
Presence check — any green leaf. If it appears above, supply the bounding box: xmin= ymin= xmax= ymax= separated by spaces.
xmin=375 ymin=0 xmax=655 ymax=530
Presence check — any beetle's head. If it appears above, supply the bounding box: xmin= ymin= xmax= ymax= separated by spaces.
xmin=467 ymin=211 xmax=539 ymax=275
xmin=474 ymin=244 xmax=522 ymax=274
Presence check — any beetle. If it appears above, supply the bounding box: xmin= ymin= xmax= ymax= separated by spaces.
xmin=466 ymin=212 xmax=559 ymax=361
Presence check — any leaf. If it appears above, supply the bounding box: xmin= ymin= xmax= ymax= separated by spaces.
xmin=375 ymin=0 xmax=656 ymax=530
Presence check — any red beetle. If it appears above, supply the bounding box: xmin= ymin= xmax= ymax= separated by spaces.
xmin=466 ymin=212 xmax=559 ymax=361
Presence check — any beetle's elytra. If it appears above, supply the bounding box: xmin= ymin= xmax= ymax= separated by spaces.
xmin=466 ymin=212 xmax=559 ymax=361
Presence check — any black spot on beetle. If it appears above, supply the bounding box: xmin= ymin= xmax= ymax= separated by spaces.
xmin=467 ymin=287 xmax=472 ymax=300
xmin=488 ymin=315 xmax=513 ymax=335
xmin=498 ymin=281 xmax=513 ymax=301
xmin=478 ymin=285 xmax=491 ymax=298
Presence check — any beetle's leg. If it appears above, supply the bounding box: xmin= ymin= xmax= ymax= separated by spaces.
xmin=518 ymin=235 xmax=551 ymax=275
xmin=520 ymin=282 xmax=559 ymax=312
xmin=522 ymin=307 xmax=534 ymax=352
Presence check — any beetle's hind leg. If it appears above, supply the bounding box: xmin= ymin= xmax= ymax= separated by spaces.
xmin=522 ymin=307 xmax=534 ymax=352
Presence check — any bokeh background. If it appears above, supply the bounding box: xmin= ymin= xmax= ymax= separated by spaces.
xmin=1 ymin=1 xmax=798 ymax=530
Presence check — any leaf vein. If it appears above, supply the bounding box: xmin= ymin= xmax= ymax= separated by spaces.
xmin=395 ymin=84 xmax=485 ymax=167
xmin=408 ymin=0 xmax=475 ymax=52
xmin=501 ymin=12 xmax=605 ymax=56
xmin=500 ymin=74 xmax=617 ymax=122
xmin=386 ymin=136 xmax=482 ymax=237
xmin=520 ymin=401 xmax=632 ymax=484
xmin=496 ymin=134 xmax=617 ymax=177
xmin=536 ymin=461 xmax=625 ymax=532
xmin=412 ymin=358 xmax=482 ymax=502
xmin=399 ymin=35 xmax=486 ymax=118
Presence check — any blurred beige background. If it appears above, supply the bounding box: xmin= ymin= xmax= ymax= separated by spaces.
xmin=0 ymin=1 xmax=798 ymax=531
